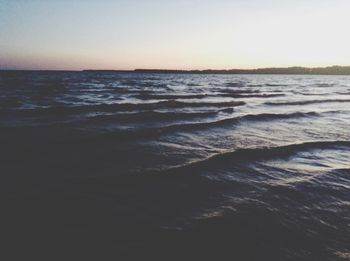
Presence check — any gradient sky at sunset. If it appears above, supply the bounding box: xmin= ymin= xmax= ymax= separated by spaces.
xmin=1 ymin=0 xmax=350 ymax=70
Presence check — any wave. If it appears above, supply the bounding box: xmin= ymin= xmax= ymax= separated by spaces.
xmin=137 ymin=94 xmax=208 ymax=100
xmin=247 ymin=84 xmax=264 ymax=87
xmin=143 ymin=111 xmax=318 ymax=134
xmin=265 ymin=99 xmax=350 ymax=106
xmin=294 ymin=91 xmax=350 ymax=96
xmin=89 ymin=140 xmax=350 ymax=186
xmin=169 ymin=140 xmax=350 ymax=174
xmin=225 ymin=82 xmax=246 ymax=88
xmin=314 ymin=83 xmax=335 ymax=88
xmin=121 ymin=80 xmax=169 ymax=89
xmin=217 ymin=89 xmax=260 ymax=94
xmin=292 ymin=92 xmax=330 ymax=96
xmin=186 ymin=83 xmax=201 ymax=87
xmin=179 ymin=111 xmax=318 ymax=129
xmin=93 ymin=111 xmax=321 ymax=140
xmin=265 ymin=84 xmax=289 ymax=87
xmin=220 ymin=93 xmax=285 ymax=99
xmin=138 ymin=93 xmax=284 ymax=100
xmin=3 ymin=100 xmax=246 ymax=116
xmin=82 ymin=110 xmax=222 ymax=123
xmin=336 ymin=92 xmax=350 ymax=95
xmin=240 ymin=111 xmax=318 ymax=121
xmin=111 ymin=88 xmax=153 ymax=95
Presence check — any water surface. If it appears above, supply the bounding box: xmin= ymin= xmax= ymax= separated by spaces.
xmin=1 ymin=71 xmax=349 ymax=260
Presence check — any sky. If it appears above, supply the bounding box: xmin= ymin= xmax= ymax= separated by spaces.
xmin=1 ymin=0 xmax=350 ymax=70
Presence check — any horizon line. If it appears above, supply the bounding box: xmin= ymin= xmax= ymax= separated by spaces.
xmin=1 ymin=65 xmax=350 ymax=75
xmin=1 ymin=65 xmax=349 ymax=72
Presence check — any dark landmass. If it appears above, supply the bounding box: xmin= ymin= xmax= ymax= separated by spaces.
xmin=82 ymin=66 xmax=350 ymax=75
xmin=133 ymin=66 xmax=350 ymax=75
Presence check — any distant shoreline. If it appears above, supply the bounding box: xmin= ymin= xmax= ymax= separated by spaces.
xmin=95 ymin=66 xmax=350 ymax=75
xmin=2 ymin=66 xmax=350 ymax=75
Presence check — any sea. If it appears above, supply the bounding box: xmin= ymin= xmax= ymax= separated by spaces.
xmin=1 ymin=71 xmax=350 ymax=260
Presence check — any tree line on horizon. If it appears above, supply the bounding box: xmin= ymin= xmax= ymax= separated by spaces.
xmin=133 ymin=66 xmax=350 ymax=75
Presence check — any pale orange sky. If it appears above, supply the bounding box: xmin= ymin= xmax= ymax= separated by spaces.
xmin=1 ymin=0 xmax=350 ymax=70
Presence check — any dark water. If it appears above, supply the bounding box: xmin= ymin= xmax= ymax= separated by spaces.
xmin=1 ymin=71 xmax=350 ymax=260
